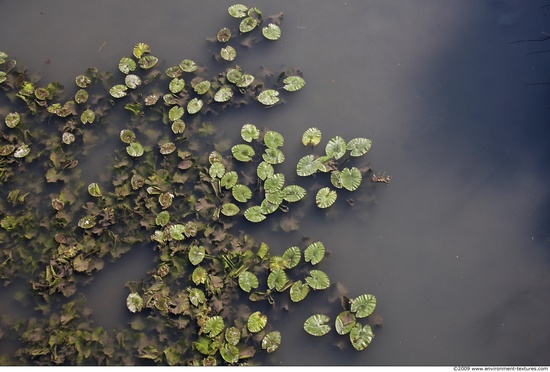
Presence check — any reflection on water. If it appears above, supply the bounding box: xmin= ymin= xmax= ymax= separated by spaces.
xmin=1 ymin=0 xmax=549 ymax=366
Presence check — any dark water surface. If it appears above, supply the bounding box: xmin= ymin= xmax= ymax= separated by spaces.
xmin=1 ymin=0 xmax=550 ymax=366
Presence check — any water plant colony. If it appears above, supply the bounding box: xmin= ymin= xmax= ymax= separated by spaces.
xmin=0 ymin=4 xmax=387 ymax=366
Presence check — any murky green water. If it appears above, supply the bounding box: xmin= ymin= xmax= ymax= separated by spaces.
xmin=1 ymin=0 xmax=549 ymax=366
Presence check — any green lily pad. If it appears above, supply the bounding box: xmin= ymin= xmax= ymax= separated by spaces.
xmin=296 ymin=155 xmax=321 ymax=177
xmin=282 ymin=185 xmax=306 ymax=203
xmin=260 ymin=199 xmax=279 ymax=215
xmin=159 ymin=142 xmax=176 ymax=155
xmin=220 ymin=343 xmax=239 ymax=364
xmin=330 ymin=170 xmax=343 ymax=189
xmin=165 ymin=65 xmax=183 ymax=78
xmin=262 ymin=331 xmax=281 ymax=353
xmin=231 ymin=144 xmax=255 ymax=162
xmin=217 ymin=27 xmax=232 ymax=42
xmin=75 ymin=74 xmax=91 ymax=88
xmin=169 ymin=224 xmax=185 ymax=240
xmin=262 ymin=23 xmax=281 ymax=40
xmin=193 ymin=80 xmax=211 ymax=95
xmin=267 ymin=268 xmax=288 ymax=291
xmin=0 ymin=144 xmax=15 ymax=156
xmin=74 ymin=89 xmax=88 ymax=104
xmin=189 ymin=244 xmax=206 ymax=265
xmin=232 ymin=184 xmax=252 ymax=203
xmin=227 ymin=68 xmax=243 ymax=84
xmin=258 ymin=89 xmax=280 ymax=106
xmin=187 ymin=98 xmax=203 ymax=114
xmin=240 ymin=16 xmax=258 ymax=33
xmin=225 ymin=327 xmax=241 ymax=346
xmin=221 ymin=203 xmax=240 ymax=217
xmin=241 ymin=123 xmax=260 ymax=142
xmin=290 ymin=280 xmax=310 ymax=302
xmin=126 ymin=142 xmax=144 ymax=157
xmin=192 ymin=266 xmax=208 ymax=285
xmin=209 ymin=162 xmax=225 ymax=178
xmin=262 ymin=148 xmax=285 ymax=165
xmin=204 ymin=316 xmax=224 ymax=338
xmin=265 ymin=190 xmax=283 ymax=206
xmin=171 ymin=120 xmax=186 ymax=134
xmin=133 ymin=42 xmax=150 ymax=58
xmin=179 ymin=59 xmax=198 ymax=72
xmin=325 ymin=136 xmax=347 ymax=160
xmin=350 ymin=323 xmax=374 ymax=351
xmin=80 ymin=109 xmax=95 ymax=124
xmin=109 ymin=84 xmax=128 ymax=98
xmin=169 ymin=78 xmax=185 ymax=94
xmin=335 ymin=311 xmax=357 ymax=335
xmin=138 ymin=55 xmax=158 ymax=69
xmin=144 ymin=94 xmax=160 ymax=105
xmin=237 ymin=74 xmax=255 ymax=87
xmin=125 ymin=74 xmax=141 ymax=89
xmin=302 ymin=127 xmax=322 ymax=146
xmin=5 ymin=112 xmax=20 ymax=128
xmin=13 ymin=145 xmax=30 ymax=158
xmin=221 ymin=46 xmax=237 ymax=62
xmin=119 ymin=57 xmax=136 ymax=74
xmin=282 ymin=246 xmax=301 ymax=269
xmin=126 ymin=293 xmax=143 ymax=313
xmin=256 ymin=161 xmax=274 ymax=181
xmin=304 ymin=314 xmax=331 ymax=336
xmin=188 ymin=287 xmax=206 ymax=306
xmin=340 ymin=167 xmax=362 ymax=191
xmin=155 ymin=211 xmax=170 ymax=226
xmin=62 ymin=132 xmax=75 ymax=144
xmin=315 ymin=187 xmax=337 ymax=208
xmin=209 ymin=150 xmax=223 ymax=164
xmin=283 ymin=76 xmax=306 ymax=92
xmin=264 ymin=173 xmax=285 ymax=192
xmin=214 ymin=87 xmax=233 ymax=102
xmin=87 ymin=182 xmax=102 ymax=197
xmin=169 ymin=106 xmax=184 ymax=121
xmin=220 ymin=171 xmax=238 ymax=189
xmin=238 ymin=270 xmax=259 ymax=293
xmin=244 ymin=206 xmax=266 ymax=223
xmin=78 ymin=216 xmax=96 ymax=229
xmin=304 ymin=241 xmax=325 ymax=265
xmin=158 ymin=192 xmax=174 ymax=208
xmin=263 ymin=130 xmax=284 ymax=148
xmin=305 ymin=269 xmax=330 ymax=290
xmin=347 ymin=137 xmax=372 ymax=157
xmin=228 ymin=4 xmax=248 ymax=18
xmin=247 ymin=311 xmax=267 ymax=333
xmin=350 ymin=294 xmax=377 ymax=318
xmin=120 ymin=129 xmax=136 ymax=144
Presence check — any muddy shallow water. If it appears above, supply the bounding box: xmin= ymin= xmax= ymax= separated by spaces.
xmin=1 ymin=0 xmax=549 ymax=366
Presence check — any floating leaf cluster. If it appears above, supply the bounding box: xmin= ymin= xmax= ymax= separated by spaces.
xmin=0 ymin=4 xmax=387 ymax=366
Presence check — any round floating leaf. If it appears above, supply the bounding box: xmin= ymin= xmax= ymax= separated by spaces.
xmin=188 ymin=288 xmax=206 ymax=307
xmin=120 ymin=129 xmax=136 ymax=144
xmin=261 ymin=199 xmax=279 ymax=215
xmin=74 ymin=89 xmax=88 ymax=104
xmin=302 ymin=127 xmax=322 ymax=146
xmin=330 ymin=170 xmax=343 ymax=189
xmin=258 ymin=89 xmax=280 ymax=106
xmin=133 ymin=42 xmax=150 ymax=58
xmin=350 ymin=323 xmax=374 ymax=351
xmin=282 ymin=185 xmax=306 ymax=203
xmin=263 ymin=130 xmax=284 ymax=148
xmin=192 ymin=266 xmax=208 ymax=285
xmin=126 ymin=142 xmax=144 ymax=157
xmin=244 ymin=206 xmax=266 ymax=223
xmin=237 ymin=74 xmax=255 ymax=88
xmin=267 ymin=268 xmax=288 ymax=291
xmin=265 ymin=190 xmax=283 ymax=206
xmin=247 ymin=311 xmax=267 ymax=333
xmin=214 ymin=87 xmax=233 ymax=102
xmin=304 ymin=241 xmax=325 ymax=265
xmin=209 ymin=162 xmax=226 ymax=178
xmin=240 ymin=16 xmax=258 ymax=33
xmin=169 ymin=224 xmax=185 ymax=240
xmin=156 ymin=211 xmax=170 ymax=226
xmin=296 ymin=155 xmax=321 ymax=177
xmin=221 ymin=203 xmax=240 ymax=217
xmin=187 ymin=98 xmax=203 ymax=114
xmin=78 ymin=216 xmax=96 ymax=229
xmin=228 ymin=4 xmax=248 ymax=18
xmin=232 ymin=184 xmax=252 ymax=203
xmin=109 ymin=84 xmax=128 ymax=98
xmin=220 ymin=171 xmax=238 ymax=189
xmin=304 ymin=314 xmax=331 ymax=336
xmin=171 ymin=120 xmax=186 ymax=134
xmin=264 ymin=173 xmax=285 ymax=192
xmin=262 ymin=331 xmax=281 ymax=353
xmin=347 ymin=137 xmax=372 ymax=157
xmin=325 ymin=136 xmax=347 ymax=160
xmin=283 ymin=76 xmax=306 ymax=92
xmin=209 ymin=151 xmax=223 ymax=164
xmin=238 ymin=270 xmax=259 ymax=293
xmin=119 ymin=57 xmax=136 ymax=74
xmin=80 ymin=109 xmax=95 ymax=124
xmin=315 ymin=187 xmax=337 ymax=208
xmin=169 ymin=106 xmax=184 ymax=121
xmin=241 ymin=123 xmax=260 ymax=142
xmin=256 ymin=161 xmax=274 ymax=181
xmin=290 ymin=280 xmax=310 ymax=302
xmin=131 ymin=174 xmax=144 ymax=190
xmin=87 ymin=182 xmax=102 ymax=197
xmin=335 ymin=311 xmax=357 ymax=335
xmin=159 ymin=142 xmax=176 ymax=155
xmin=306 ymin=269 xmax=330 ymax=290
xmin=262 ymin=148 xmax=285 ymax=165
xmin=225 ymin=327 xmax=241 ymax=346
xmin=179 ymin=59 xmax=198 ymax=73
xmin=217 ymin=27 xmax=232 ymax=42
xmin=231 ymin=144 xmax=255 ymax=162
xmin=189 ymin=245 xmax=206 ymax=265
xmin=5 ymin=112 xmax=20 ymax=128
xmin=220 ymin=343 xmax=239 ymax=364
xmin=125 ymin=74 xmax=141 ymax=89
xmin=341 ymin=167 xmax=362 ymax=191
xmin=165 ymin=65 xmax=183 ymax=78
xmin=194 ymin=80 xmax=211 ymax=95
xmin=262 ymin=23 xmax=281 ymax=40
xmin=221 ymin=46 xmax=237 ymax=61
xmin=159 ymin=192 xmax=174 ymax=209
xmin=13 ymin=144 xmax=30 ymax=158
xmin=169 ymin=78 xmax=185 ymax=94
xmin=0 ymin=145 xmax=15 ymax=156
xmin=126 ymin=293 xmax=143 ymax=313
xmin=144 ymin=94 xmax=160 ymax=105
xmin=204 ymin=316 xmax=224 ymax=338
xmin=34 ymin=87 xmax=49 ymax=101
xmin=226 ymin=68 xmax=243 ymax=84
xmin=62 ymin=132 xmax=75 ymax=145
xmin=350 ymin=294 xmax=377 ymax=318
xmin=138 ymin=55 xmax=158 ymax=69
xmin=282 ymin=246 xmax=301 ymax=269
xmin=75 ymin=74 xmax=91 ymax=88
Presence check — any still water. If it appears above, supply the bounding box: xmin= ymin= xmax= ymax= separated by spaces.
xmin=1 ymin=0 xmax=550 ymax=366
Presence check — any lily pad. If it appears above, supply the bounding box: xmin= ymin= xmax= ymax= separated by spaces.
xmin=155 ymin=211 xmax=170 ymax=226
xmin=258 ymin=89 xmax=280 ymax=106
xmin=247 ymin=311 xmax=267 ymax=333
xmin=225 ymin=327 xmax=241 ymax=346
xmin=221 ymin=203 xmax=240 ymax=217
xmin=126 ymin=142 xmax=144 ymax=157
xmin=193 ymin=80 xmax=211 ymax=95
xmin=74 ymin=89 xmax=88 ymax=104
xmin=168 ymin=106 xmax=184 ymax=121
xmin=78 ymin=216 xmax=96 ymax=229
xmin=282 ymin=185 xmax=306 ymax=203
xmin=264 ymin=173 xmax=285 ymax=192
xmin=209 ymin=162 xmax=225 ymax=178
xmin=171 ymin=120 xmax=186 ymax=134
xmin=304 ymin=314 xmax=331 ymax=336
xmin=238 ymin=270 xmax=259 ymax=293
xmin=189 ymin=244 xmax=206 ymax=265
xmin=214 ymin=87 xmax=233 ymax=102
xmin=283 ymin=76 xmax=306 ymax=92
xmin=315 ymin=187 xmax=337 ymax=208
xmin=75 ymin=74 xmax=91 ymax=88
xmin=305 ymin=269 xmax=330 ymax=290
xmin=261 ymin=331 xmax=282 ymax=353
xmin=290 ymin=280 xmax=310 ymax=302
xmin=133 ymin=42 xmax=150 ymax=58
xmin=340 ymin=167 xmax=362 ymax=191
xmin=296 ymin=155 xmax=322 ymax=177
xmin=120 ymin=129 xmax=136 ymax=144
xmin=241 ymin=123 xmax=260 ymax=142
xmin=109 ymin=84 xmax=128 ymax=98
xmin=220 ymin=171 xmax=238 ymax=189
xmin=267 ymin=268 xmax=288 ymax=291
xmin=221 ymin=46 xmax=237 ymax=62
xmin=192 ymin=266 xmax=208 ymax=285
xmin=80 ymin=109 xmax=95 ymax=124
xmin=282 ymin=246 xmax=301 ymax=269
xmin=0 ymin=144 xmax=15 ymax=156
xmin=228 ymin=4 xmax=248 ymax=18
xmin=231 ymin=144 xmax=255 ymax=162
xmin=217 ymin=27 xmax=232 ymax=42
xmin=262 ymin=23 xmax=281 ymax=40
xmin=304 ymin=241 xmax=325 ymax=265
xmin=350 ymin=294 xmax=377 ymax=318
xmin=169 ymin=78 xmax=185 ymax=94
xmin=237 ymin=74 xmax=255 ymax=88
xmin=244 ymin=206 xmax=266 ymax=223
xmin=204 ymin=316 xmax=224 ymax=338
xmin=239 ymin=17 xmax=258 ymax=33
xmin=347 ymin=137 xmax=372 ymax=157
xmin=232 ymin=184 xmax=252 ymax=203
xmin=159 ymin=142 xmax=176 ymax=155
xmin=13 ymin=145 xmax=30 ymax=158
xmin=325 ymin=136 xmax=347 ymax=160
xmin=350 ymin=323 xmax=374 ymax=351
xmin=62 ymin=132 xmax=75 ymax=145
xmin=125 ymin=74 xmax=142 ymax=89
xmin=262 ymin=148 xmax=285 ymax=165
xmin=138 ymin=55 xmax=158 ymax=69
xmin=119 ymin=57 xmax=136 ymax=74
xmin=256 ymin=161 xmax=274 ymax=181
xmin=187 ymin=98 xmax=203 ymax=114
xmin=263 ymin=130 xmax=284 ymax=149
xmin=302 ymin=127 xmax=322 ymax=146
xmin=87 ymin=183 xmax=102 ymax=197
xmin=335 ymin=311 xmax=357 ymax=335
xmin=179 ymin=59 xmax=198 ymax=73
xmin=126 ymin=293 xmax=144 ymax=313
xmin=220 ymin=343 xmax=239 ymax=364
xmin=5 ymin=112 xmax=20 ymax=128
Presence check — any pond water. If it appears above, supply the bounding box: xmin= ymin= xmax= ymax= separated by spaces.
xmin=1 ymin=0 xmax=550 ymax=366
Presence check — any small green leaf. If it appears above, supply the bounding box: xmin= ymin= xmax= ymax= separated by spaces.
xmin=267 ymin=268 xmax=288 ymax=291
xmin=193 ymin=80 xmax=211 ymax=95
xmin=225 ymin=327 xmax=241 ymax=346
xmin=217 ymin=27 xmax=232 ymax=42
xmin=315 ymin=187 xmax=337 ymax=208
xmin=296 ymin=155 xmax=321 ymax=177
xmin=290 ymin=280 xmax=310 ymax=302
xmin=304 ymin=241 xmax=325 ymax=265
xmin=119 ymin=57 xmax=136 ymax=74
xmin=13 ymin=144 xmax=30 ymax=158
xmin=156 ymin=211 xmax=170 ymax=226
xmin=325 ymin=136 xmax=347 ymax=160
xmin=169 ymin=78 xmax=185 ymax=94
xmin=214 ymin=87 xmax=233 ymax=102
xmin=256 ymin=161 xmax=274 ymax=181
xmin=264 ymin=173 xmax=285 ymax=192
xmin=189 ymin=245 xmax=206 ymax=265
xmin=168 ymin=106 xmax=184 ymax=121
xmin=244 ymin=206 xmax=266 ymax=223
xmin=262 ymin=148 xmax=285 ymax=165
xmin=282 ymin=185 xmax=306 ymax=203
xmin=262 ymin=331 xmax=281 ymax=353
xmin=340 ymin=167 xmax=362 ymax=191
xmin=231 ymin=144 xmax=255 ymax=162
xmin=262 ymin=23 xmax=281 ymax=41
xmin=232 ymin=184 xmax=252 ymax=203
xmin=350 ymin=294 xmax=377 ymax=318
xmin=80 ymin=109 xmax=95 ymax=124
xmin=125 ymin=74 xmax=142 ymax=89
xmin=247 ymin=311 xmax=267 ymax=333
xmin=335 ymin=311 xmax=357 ymax=335
xmin=187 ymin=98 xmax=203 ymax=114
xmin=304 ymin=314 xmax=331 ymax=336
xmin=78 ymin=216 xmax=96 ymax=229
xmin=220 ymin=171 xmax=238 ymax=189
xmin=228 ymin=4 xmax=248 ymax=18
xmin=240 ymin=17 xmax=258 ymax=33
xmin=238 ymin=271 xmax=259 ymax=293
xmin=350 ymin=323 xmax=374 ymax=351
xmin=283 ymin=76 xmax=305 ymax=92
xmin=347 ymin=137 xmax=372 ymax=157
xmin=263 ymin=130 xmax=284 ymax=148
xmin=126 ymin=293 xmax=143 ymax=313
xmin=241 ymin=123 xmax=260 ymax=142
xmin=204 ymin=316 xmax=224 ymax=338
xmin=220 ymin=343 xmax=239 ymax=364
xmin=221 ymin=46 xmax=237 ymax=61
xmin=221 ymin=203 xmax=240 ymax=217
xmin=126 ymin=142 xmax=144 ymax=157
xmin=133 ymin=42 xmax=150 ymax=58
xmin=120 ymin=129 xmax=136 ymax=144
xmin=87 ymin=182 xmax=102 ymax=197
xmin=209 ymin=162 xmax=226 ymax=178
xmin=282 ymin=246 xmax=301 ymax=269
xmin=258 ymin=89 xmax=280 ymax=106
xmin=109 ymin=84 xmax=128 ymax=98
xmin=138 ymin=55 xmax=158 ymax=69
xmin=179 ymin=59 xmax=198 ymax=73
xmin=5 ymin=112 xmax=20 ymax=128
xmin=306 ymin=269 xmax=330 ymax=290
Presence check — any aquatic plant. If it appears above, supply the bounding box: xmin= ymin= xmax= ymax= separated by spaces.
xmin=0 ymin=3 xmax=387 ymax=366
